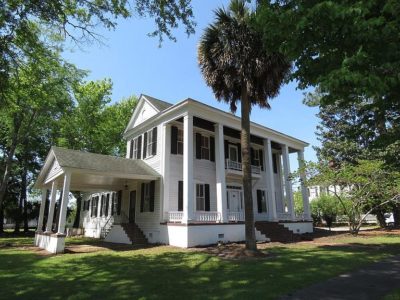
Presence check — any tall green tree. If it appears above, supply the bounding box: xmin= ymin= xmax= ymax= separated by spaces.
xmin=305 ymin=160 xmax=400 ymax=234
xmin=57 ymin=81 xmax=137 ymax=227
xmin=0 ymin=49 xmax=82 ymax=233
xmin=198 ymin=0 xmax=291 ymax=251
xmin=257 ymin=0 xmax=400 ymax=168
xmin=1 ymin=0 xmax=195 ymax=94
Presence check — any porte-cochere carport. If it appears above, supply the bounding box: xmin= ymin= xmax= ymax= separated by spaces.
xmin=34 ymin=147 xmax=160 ymax=253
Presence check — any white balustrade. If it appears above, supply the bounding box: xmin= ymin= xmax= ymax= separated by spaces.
xmin=227 ymin=211 xmax=244 ymax=222
xmin=225 ymin=159 xmax=261 ymax=174
xmin=277 ymin=212 xmax=292 ymax=220
xmin=165 ymin=211 xmax=184 ymax=222
xmin=194 ymin=211 xmax=221 ymax=222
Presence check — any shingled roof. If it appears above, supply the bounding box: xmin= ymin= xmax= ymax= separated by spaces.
xmin=142 ymin=94 xmax=172 ymax=112
xmin=50 ymin=147 xmax=159 ymax=177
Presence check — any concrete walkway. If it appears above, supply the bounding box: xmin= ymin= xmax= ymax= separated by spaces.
xmin=280 ymin=255 xmax=400 ymax=300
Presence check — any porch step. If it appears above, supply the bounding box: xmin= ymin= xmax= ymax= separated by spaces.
xmin=255 ymin=221 xmax=309 ymax=243
xmin=120 ymin=223 xmax=148 ymax=245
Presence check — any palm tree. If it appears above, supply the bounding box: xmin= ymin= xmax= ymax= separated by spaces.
xmin=198 ymin=0 xmax=291 ymax=251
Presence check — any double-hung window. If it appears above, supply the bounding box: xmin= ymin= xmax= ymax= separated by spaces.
xmin=146 ymin=130 xmax=154 ymax=157
xmin=177 ymin=129 xmax=183 ymax=155
xmin=196 ymin=184 xmax=205 ymax=211
xmin=253 ymin=149 xmax=260 ymax=166
xmin=200 ymin=136 xmax=210 ymax=160
xmin=132 ymin=138 xmax=139 ymax=159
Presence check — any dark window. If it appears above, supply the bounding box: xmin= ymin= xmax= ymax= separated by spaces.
xmin=91 ymin=196 xmax=99 ymax=218
xmin=100 ymin=195 xmax=106 ymax=216
xmin=178 ymin=181 xmax=183 ymax=211
xmin=171 ymin=126 xmax=183 ymax=155
xmin=257 ymin=190 xmax=267 ymax=213
xmin=131 ymin=136 xmax=142 ymax=159
xmin=141 ymin=181 xmax=155 ymax=212
xmin=272 ymin=153 xmax=278 ymax=174
xmin=105 ymin=194 xmax=110 ymax=217
xmin=145 ymin=127 xmax=157 ymax=157
xmin=196 ymin=183 xmax=210 ymax=211
xmin=196 ymin=133 xmax=213 ymax=161
xmin=117 ymin=190 xmax=122 ymax=215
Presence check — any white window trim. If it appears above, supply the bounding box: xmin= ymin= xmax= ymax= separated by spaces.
xmin=195 ymin=183 xmax=206 ymax=211
xmin=177 ymin=128 xmax=183 ymax=155
xmin=145 ymin=129 xmax=155 ymax=159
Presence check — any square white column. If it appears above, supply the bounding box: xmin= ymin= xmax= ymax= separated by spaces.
xmin=182 ymin=114 xmax=194 ymax=223
xmin=215 ymin=123 xmax=227 ymax=222
xmin=162 ymin=123 xmax=171 ymax=222
xmin=264 ymin=139 xmax=277 ymax=221
xmin=281 ymin=144 xmax=295 ymax=220
xmin=298 ymin=150 xmax=311 ymax=220
xmin=36 ymin=189 xmax=47 ymax=232
xmin=45 ymin=181 xmax=58 ymax=232
xmin=57 ymin=172 xmax=71 ymax=235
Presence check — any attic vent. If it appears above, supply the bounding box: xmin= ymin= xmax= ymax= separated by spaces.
xmin=218 ymin=233 xmax=224 ymax=239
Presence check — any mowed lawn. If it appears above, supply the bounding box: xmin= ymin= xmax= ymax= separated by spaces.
xmin=1 ymin=230 xmax=400 ymax=300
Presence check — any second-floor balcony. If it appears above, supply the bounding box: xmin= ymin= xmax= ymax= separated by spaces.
xmin=225 ymin=159 xmax=261 ymax=177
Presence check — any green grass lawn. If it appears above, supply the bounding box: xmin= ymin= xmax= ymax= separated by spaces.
xmin=0 ymin=232 xmax=399 ymax=300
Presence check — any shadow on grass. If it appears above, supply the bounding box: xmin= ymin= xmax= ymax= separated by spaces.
xmin=1 ymin=238 xmax=400 ymax=300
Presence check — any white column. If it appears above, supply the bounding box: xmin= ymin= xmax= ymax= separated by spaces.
xmin=36 ymin=189 xmax=47 ymax=232
xmin=182 ymin=114 xmax=194 ymax=223
xmin=298 ymin=150 xmax=311 ymax=220
xmin=215 ymin=123 xmax=227 ymax=222
xmin=281 ymin=144 xmax=295 ymax=220
xmin=45 ymin=181 xmax=58 ymax=232
xmin=162 ymin=123 xmax=171 ymax=221
xmin=264 ymin=139 xmax=277 ymax=221
xmin=57 ymin=172 xmax=71 ymax=235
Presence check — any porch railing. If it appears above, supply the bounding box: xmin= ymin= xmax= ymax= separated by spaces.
xmin=227 ymin=211 xmax=244 ymax=222
xmin=225 ymin=159 xmax=261 ymax=174
xmin=165 ymin=211 xmax=221 ymax=222
xmin=277 ymin=212 xmax=293 ymax=221
xmin=165 ymin=211 xmax=184 ymax=222
xmin=194 ymin=211 xmax=221 ymax=222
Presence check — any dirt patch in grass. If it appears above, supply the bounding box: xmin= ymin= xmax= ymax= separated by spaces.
xmin=200 ymin=243 xmax=271 ymax=260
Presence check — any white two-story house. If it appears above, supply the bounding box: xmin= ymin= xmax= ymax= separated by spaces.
xmin=34 ymin=94 xmax=312 ymax=253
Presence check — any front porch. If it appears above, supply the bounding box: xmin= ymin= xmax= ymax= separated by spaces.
xmin=34 ymin=147 xmax=160 ymax=253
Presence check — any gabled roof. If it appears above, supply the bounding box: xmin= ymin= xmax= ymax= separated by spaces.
xmin=142 ymin=94 xmax=172 ymax=112
xmin=124 ymin=94 xmax=173 ymax=134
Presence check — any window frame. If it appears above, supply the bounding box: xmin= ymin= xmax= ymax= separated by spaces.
xmin=177 ymin=128 xmax=183 ymax=155
xmin=200 ymin=135 xmax=210 ymax=160
xmin=253 ymin=148 xmax=260 ymax=166
xmin=196 ymin=183 xmax=206 ymax=211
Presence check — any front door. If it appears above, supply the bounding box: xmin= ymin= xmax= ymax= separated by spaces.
xmin=129 ymin=191 xmax=136 ymax=223
xmin=228 ymin=190 xmax=242 ymax=212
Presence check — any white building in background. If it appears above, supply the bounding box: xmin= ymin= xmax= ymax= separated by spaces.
xmin=34 ymin=95 xmax=312 ymax=253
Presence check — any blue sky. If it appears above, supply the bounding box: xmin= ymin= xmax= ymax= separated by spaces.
xmin=63 ymin=0 xmax=320 ymax=163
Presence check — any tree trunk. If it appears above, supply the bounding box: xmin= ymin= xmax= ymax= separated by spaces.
xmin=73 ymin=192 xmax=82 ymax=228
xmin=14 ymin=186 xmax=23 ymax=233
xmin=22 ymin=166 xmax=29 ymax=232
xmin=241 ymin=88 xmax=257 ymax=251
xmin=0 ymin=201 xmax=4 ymax=234
xmin=375 ymin=209 xmax=386 ymax=228
xmin=393 ymin=204 xmax=400 ymax=227
xmin=0 ymin=122 xmax=22 ymax=234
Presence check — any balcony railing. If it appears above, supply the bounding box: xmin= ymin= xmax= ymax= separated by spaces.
xmin=225 ymin=159 xmax=261 ymax=175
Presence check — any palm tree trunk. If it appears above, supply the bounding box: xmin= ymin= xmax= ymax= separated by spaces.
xmin=241 ymin=88 xmax=257 ymax=251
